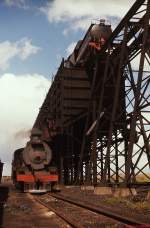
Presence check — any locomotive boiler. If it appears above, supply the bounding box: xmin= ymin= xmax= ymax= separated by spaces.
xmin=12 ymin=128 xmax=59 ymax=192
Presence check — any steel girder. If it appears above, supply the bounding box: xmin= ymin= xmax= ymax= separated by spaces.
xmin=76 ymin=0 xmax=150 ymax=186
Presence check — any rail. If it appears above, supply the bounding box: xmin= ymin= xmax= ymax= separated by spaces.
xmin=49 ymin=193 xmax=149 ymax=227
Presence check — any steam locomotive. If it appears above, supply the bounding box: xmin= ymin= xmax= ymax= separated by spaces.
xmin=12 ymin=128 xmax=59 ymax=193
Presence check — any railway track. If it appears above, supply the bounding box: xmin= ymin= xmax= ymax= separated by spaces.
xmin=34 ymin=195 xmax=82 ymax=228
xmin=34 ymin=192 xmax=149 ymax=228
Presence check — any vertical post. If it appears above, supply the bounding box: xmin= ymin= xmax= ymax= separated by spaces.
xmin=60 ymin=61 xmax=64 ymax=184
xmin=102 ymin=24 xmax=128 ymax=184
xmin=125 ymin=1 xmax=150 ymax=182
xmin=115 ymin=129 xmax=119 ymax=183
xmin=100 ymin=139 xmax=104 ymax=181
xmin=76 ymin=60 xmax=99 ymax=184
xmin=92 ymin=100 xmax=97 ymax=185
xmin=91 ymin=46 xmax=111 ymax=184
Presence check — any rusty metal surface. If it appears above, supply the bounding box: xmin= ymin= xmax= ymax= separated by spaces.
xmin=33 ymin=0 xmax=150 ymax=187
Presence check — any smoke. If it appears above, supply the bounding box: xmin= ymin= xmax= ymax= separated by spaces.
xmin=14 ymin=129 xmax=31 ymax=139
xmin=0 ymin=73 xmax=50 ymax=176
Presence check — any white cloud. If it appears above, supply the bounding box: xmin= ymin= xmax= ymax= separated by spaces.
xmin=0 ymin=73 xmax=50 ymax=175
xmin=17 ymin=38 xmax=41 ymax=60
xmin=0 ymin=41 xmax=19 ymax=70
xmin=42 ymin=0 xmax=135 ymax=32
xmin=0 ymin=38 xmax=41 ymax=70
xmin=4 ymin=0 xmax=26 ymax=7
xmin=66 ymin=42 xmax=77 ymax=55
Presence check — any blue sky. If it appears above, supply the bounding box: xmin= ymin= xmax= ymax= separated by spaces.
xmin=0 ymin=0 xmax=134 ymax=77
xmin=0 ymin=0 xmax=85 ymax=77
xmin=0 ymin=0 xmax=136 ymax=175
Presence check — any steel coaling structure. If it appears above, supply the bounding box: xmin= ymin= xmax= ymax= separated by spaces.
xmin=34 ymin=0 xmax=150 ymax=187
